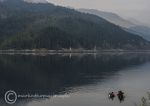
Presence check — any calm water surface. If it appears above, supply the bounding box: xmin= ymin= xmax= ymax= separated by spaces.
xmin=0 ymin=53 xmax=150 ymax=106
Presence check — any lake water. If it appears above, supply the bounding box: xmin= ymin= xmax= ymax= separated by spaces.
xmin=0 ymin=53 xmax=150 ymax=106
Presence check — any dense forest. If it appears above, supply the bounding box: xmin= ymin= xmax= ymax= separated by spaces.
xmin=0 ymin=0 xmax=150 ymax=50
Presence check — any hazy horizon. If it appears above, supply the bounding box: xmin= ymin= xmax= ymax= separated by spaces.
xmin=47 ymin=0 xmax=150 ymax=26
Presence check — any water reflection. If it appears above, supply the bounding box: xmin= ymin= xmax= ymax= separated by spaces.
xmin=0 ymin=53 xmax=150 ymax=106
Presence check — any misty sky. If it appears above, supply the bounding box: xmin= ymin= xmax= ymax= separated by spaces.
xmin=47 ymin=0 xmax=150 ymax=26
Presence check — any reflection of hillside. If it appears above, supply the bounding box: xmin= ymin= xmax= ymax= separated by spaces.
xmin=0 ymin=53 xmax=150 ymax=97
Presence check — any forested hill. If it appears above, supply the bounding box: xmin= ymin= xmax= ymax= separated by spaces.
xmin=0 ymin=0 xmax=150 ymax=50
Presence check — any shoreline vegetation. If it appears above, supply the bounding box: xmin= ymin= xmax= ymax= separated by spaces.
xmin=1 ymin=49 xmax=150 ymax=54
xmin=135 ymin=93 xmax=150 ymax=106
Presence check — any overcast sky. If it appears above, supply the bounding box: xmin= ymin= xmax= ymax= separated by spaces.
xmin=47 ymin=0 xmax=150 ymax=26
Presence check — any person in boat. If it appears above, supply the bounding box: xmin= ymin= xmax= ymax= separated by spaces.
xmin=109 ymin=92 xmax=115 ymax=100
xmin=117 ymin=90 xmax=125 ymax=102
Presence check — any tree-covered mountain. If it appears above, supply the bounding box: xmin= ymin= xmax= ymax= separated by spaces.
xmin=78 ymin=9 xmax=136 ymax=28
xmin=0 ymin=0 xmax=150 ymax=50
xmin=127 ymin=26 xmax=150 ymax=41
xmin=79 ymin=9 xmax=150 ymax=41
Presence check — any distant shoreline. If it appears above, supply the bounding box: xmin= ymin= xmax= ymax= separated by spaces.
xmin=1 ymin=49 xmax=150 ymax=54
